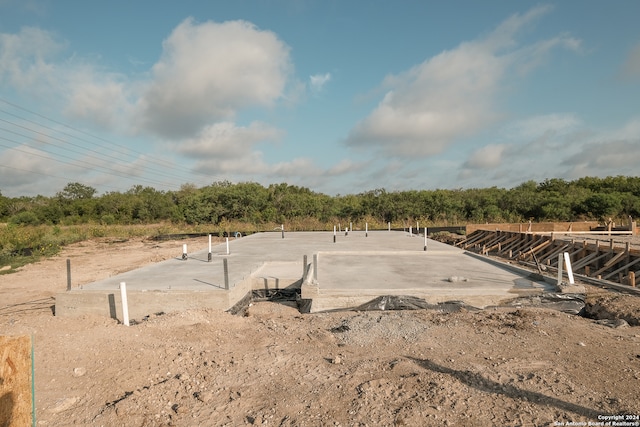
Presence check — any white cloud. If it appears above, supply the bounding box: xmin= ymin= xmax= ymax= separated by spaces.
xmin=309 ymin=72 xmax=331 ymax=93
xmin=502 ymin=113 xmax=582 ymax=140
xmin=326 ymin=159 xmax=360 ymax=176
xmin=463 ymin=144 xmax=508 ymax=169
xmin=620 ymin=41 xmax=640 ymax=80
xmin=454 ymin=114 xmax=640 ymax=189
xmin=563 ymin=140 xmax=640 ymax=170
xmin=0 ymin=27 xmax=133 ymax=131
xmin=0 ymin=144 xmax=77 ymax=196
xmin=270 ymin=158 xmax=322 ymax=177
xmin=190 ymin=150 xmax=355 ymax=181
xmin=0 ymin=0 xmax=48 ymax=16
xmin=134 ymin=18 xmax=292 ymax=139
xmin=192 ymin=151 xmax=265 ymax=176
xmin=609 ymin=117 xmax=640 ymax=140
xmin=1 ymin=19 xmax=294 ymax=139
xmin=191 ymin=152 xmax=322 ymax=180
xmin=0 ymin=144 xmax=56 ymax=179
xmin=64 ymin=70 xmax=131 ymax=130
xmin=0 ymin=26 xmax=65 ymax=91
xmin=511 ymin=34 xmax=581 ymax=76
xmin=344 ymin=5 xmax=580 ymax=158
xmin=177 ymin=121 xmax=284 ymax=160
xmin=561 ymin=139 xmax=640 ymax=182
xmin=457 ymin=113 xmax=583 ymax=185
xmin=0 ymin=21 xmax=350 ymax=195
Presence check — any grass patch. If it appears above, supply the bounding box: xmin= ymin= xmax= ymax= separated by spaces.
xmin=0 ymin=223 xmax=190 ymax=272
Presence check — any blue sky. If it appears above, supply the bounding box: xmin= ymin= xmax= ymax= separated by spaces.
xmin=1 ymin=0 xmax=639 ymax=197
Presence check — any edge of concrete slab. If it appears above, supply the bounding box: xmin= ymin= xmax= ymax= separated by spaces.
xmin=462 ymin=251 xmax=586 ymax=294
xmin=55 ymin=279 xmax=253 ymax=322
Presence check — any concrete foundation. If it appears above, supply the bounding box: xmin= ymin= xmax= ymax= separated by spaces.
xmin=55 ymin=231 xmax=561 ymax=320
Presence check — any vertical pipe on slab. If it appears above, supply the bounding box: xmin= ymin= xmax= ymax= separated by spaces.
xmin=365 ymin=222 xmax=368 ymax=237
xmin=303 ymin=255 xmax=307 ymax=277
xmin=223 ymin=258 xmax=229 ymax=290
xmin=182 ymin=244 xmax=187 ymax=260
xmin=120 ymin=282 xmax=130 ymax=326
xmin=226 ymin=237 xmax=230 ymax=255
xmin=208 ymin=234 xmax=212 ymax=262
xmin=557 ymin=254 xmax=564 ymax=286
xmin=625 ymin=242 xmax=631 ymax=275
xmin=388 ymin=222 xmax=391 ymax=231
xmin=424 ymin=227 xmax=427 ymax=251
xmin=313 ymin=254 xmax=318 ymax=282
xmin=333 ymin=226 xmax=336 ymax=243
xmin=66 ymin=258 xmax=71 ymax=291
xmin=281 ymin=224 xmax=284 ymax=239
xmin=409 ymin=226 xmax=412 ymax=236
xmin=564 ymin=252 xmax=575 ymax=284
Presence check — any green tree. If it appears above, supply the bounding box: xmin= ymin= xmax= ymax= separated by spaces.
xmin=95 ymin=191 xmax=134 ymax=223
xmin=0 ymin=190 xmax=7 ymax=220
xmin=583 ymin=192 xmax=623 ymax=220
xmin=56 ymin=182 xmax=97 ymax=200
xmin=126 ymin=185 xmax=175 ymax=222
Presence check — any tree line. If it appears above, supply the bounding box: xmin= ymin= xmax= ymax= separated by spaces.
xmin=1 ymin=176 xmax=639 ymax=228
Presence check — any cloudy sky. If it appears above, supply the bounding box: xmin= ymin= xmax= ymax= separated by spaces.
xmin=1 ymin=0 xmax=639 ymax=197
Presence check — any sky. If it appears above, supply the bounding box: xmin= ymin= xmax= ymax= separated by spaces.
xmin=1 ymin=0 xmax=639 ymax=198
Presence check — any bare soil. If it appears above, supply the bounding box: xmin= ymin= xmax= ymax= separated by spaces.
xmin=2 ymin=236 xmax=640 ymax=426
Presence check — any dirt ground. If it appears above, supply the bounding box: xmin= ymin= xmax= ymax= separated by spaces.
xmin=1 ymin=236 xmax=640 ymax=426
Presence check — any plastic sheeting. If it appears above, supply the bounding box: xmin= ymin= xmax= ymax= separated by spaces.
xmin=356 ymin=295 xmax=478 ymax=312
xmin=503 ymin=293 xmax=586 ymax=315
xmin=233 ymin=291 xmax=586 ymax=316
xmin=354 ymin=293 xmax=586 ymax=315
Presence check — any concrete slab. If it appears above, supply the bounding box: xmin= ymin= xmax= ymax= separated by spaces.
xmin=303 ymin=250 xmax=548 ymax=312
xmin=55 ymin=231 xmax=552 ymax=319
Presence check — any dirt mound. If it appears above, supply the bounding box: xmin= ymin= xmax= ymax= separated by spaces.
xmin=584 ymin=291 xmax=640 ymax=326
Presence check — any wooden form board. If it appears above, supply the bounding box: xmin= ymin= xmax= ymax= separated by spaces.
xmin=465 ymin=220 xmax=636 ymax=235
xmin=465 ymin=221 xmax=601 ymax=234
xmin=0 ymin=335 xmax=33 ymax=427
xmin=458 ymin=230 xmax=640 ymax=290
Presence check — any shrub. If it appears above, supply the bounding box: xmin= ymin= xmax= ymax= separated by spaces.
xmin=9 ymin=211 xmax=40 ymax=226
xmin=100 ymin=214 xmax=116 ymax=225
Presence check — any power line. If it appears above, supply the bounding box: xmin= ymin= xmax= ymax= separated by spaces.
xmin=0 ymin=107 xmax=202 ymax=184
xmin=0 ymin=119 xmax=189 ymax=185
xmin=0 ymin=97 xmax=220 ymax=189
xmin=0 ymin=131 xmax=185 ymax=189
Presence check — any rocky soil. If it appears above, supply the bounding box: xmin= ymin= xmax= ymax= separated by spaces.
xmin=1 ymin=236 xmax=640 ymax=426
